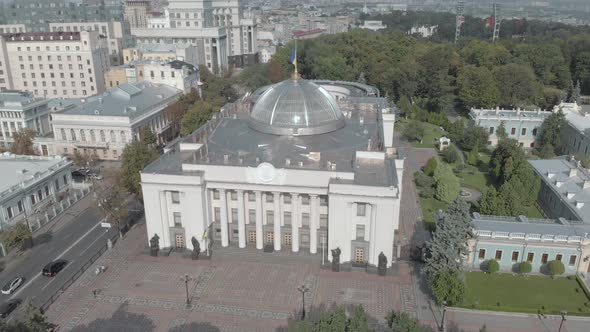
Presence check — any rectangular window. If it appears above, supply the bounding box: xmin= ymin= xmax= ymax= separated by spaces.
xmin=31 ymin=194 xmax=36 ymax=205
xmin=320 ymin=196 xmax=328 ymax=206
xmin=248 ymin=192 xmax=255 ymax=201
xmin=511 ymin=251 xmax=519 ymax=262
xmin=214 ymin=207 xmax=220 ymax=222
xmin=231 ymin=191 xmax=237 ymax=200
xmin=248 ymin=231 xmax=256 ymax=243
xmin=478 ymin=249 xmax=486 ymax=260
xmin=356 ymin=225 xmax=365 ymax=239
xmin=63 ymin=175 xmax=68 ymax=185
xmin=173 ymin=212 xmax=182 ymax=227
xmin=45 ymin=185 xmax=49 ymax=197
xmin=569 ymin=255 xmax=577 ymax=266
xmin=6 ymin=207 xmax=13 ymax=219
xmin=248 ymin=209 xmax=255 ymax=223
xmin=266 ymin=231 xmax=274 ymax=244
xmin=489 ymin=127 xmax=494 ymax=134
xmin=302 ymin=213 xmax=310 ymax=226
xmin=495 ymin=250 xmax=502 ymax=260
xmin=357 ymin=203 xmax=366 ymax=216
xmin=17 ymin=201 xmax=23 ymax=213
xmin=302 ymin=196 xmax=310 ymax=205
xmin=541 ymin=253 xmax=549 ymax=264
xmin=521 ymin=128 xmax=526 ymax=136
xmin=266 ymin=211 xmax=274 ymax=223
xmin=283 ymin=194 xmax=291 ymax=204
xmin=171 ymin=191 xmax=180 ymax=204
xmin=284 ymin=212 xmax=291 ymax=225
xmin=527 ymin=252 xmax=534 ymax=262
xmin=266 ymin=194 xmax=274 ymax=203
xmin=213 ymin=190 xmax=219 ymax=200
xmin=556 ymin=254 xmax=563 ymax=261
xmin=511 ymin=128 xmax=516 ymax=135
xmin=231 ymin=208 xmax=238 ymax=223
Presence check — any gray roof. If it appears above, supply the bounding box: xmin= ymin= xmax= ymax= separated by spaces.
xmin=249 ymin=79 xmax=345 ymax=136
xmin=469 ymin=108 xmax=552 ymax=122
xmin=529 ymin=158 xmax=590 ymax=222
xmin=55 ymin=82 xmax=181 ymax=119
xmin=564 ymin=105 xmax=590 ymax=132
xmin=0 ymin=91 xmax=48 ymax=109
xmin=473 ymin=214 xmax=590 ymax=243
xmin=0 ymin=153 xmax=70 ymax=199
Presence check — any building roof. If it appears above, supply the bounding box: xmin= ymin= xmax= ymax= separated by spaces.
xmin=0 ymin=153 xmax=71 ymax=200
xmin=55 ymin=82 xmax=181 ymax=119
xmin=292 ymin=29 xmax=326 ymax=37
xmin=0 ymin=91 xmax=47 ymax=109
xmin=135 ymin=43 xmax=191 ymax=54
xmin=469 ymin=108 xmax=552 ymax=122
xmin=472 ymin=214 xmax=590 ymax=243
xmin=0 ymin=31 xmax=82 ymax=42
xmin=249 ymin=79 xmax=345 ymax=136
xmin=529 ymin=157 xmax=590 ymax=222
xmin=563 ymin=104 xmax=590 ymax=133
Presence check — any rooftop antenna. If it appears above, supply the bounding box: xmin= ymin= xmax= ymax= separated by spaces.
xmin=454 ymin=1 xmax=465 ymax=44
xmin=492 ymin=3 xmax=501 ymax=43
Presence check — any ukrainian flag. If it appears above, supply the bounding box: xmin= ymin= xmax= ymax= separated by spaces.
xmin=290 ymin=45 xmax=297 ymax=67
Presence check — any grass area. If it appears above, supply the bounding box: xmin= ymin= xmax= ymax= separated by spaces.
xmin=461 ymin=272 xmax=590 ymax=316
xmin=419 ymin=196 xmax=448 ymax=228
xmin=457 ymin=171 xmax=493 ymax=192
xmin=397 ymin=121 xmax=445 ymax=148
xmin=522 ymin=204 xmax=546 ymax=218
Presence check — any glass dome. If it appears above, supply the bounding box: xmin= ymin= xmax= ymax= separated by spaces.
xmin=248 ymin=79 xmax=345 ymax=136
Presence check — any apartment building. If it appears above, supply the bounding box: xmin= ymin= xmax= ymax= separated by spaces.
xmin=124 ymin=0 xmax=151 ymax=29
xmin=0 ymin=91 xmax=51 ymax=151
xmin=0 ymin=31 xmax=110 ymax=99
xmin=123 ymin=43 xmax=200 ymax=66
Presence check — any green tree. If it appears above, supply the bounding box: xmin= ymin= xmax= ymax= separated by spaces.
xmin=418 ymin=45 xmax=457 ymax=113
xmin=458 ymin=126 xmax=489 ymax=151
xmin=386 ymin=310 xmax=433 ymax=332
xmin=404 ymin=121 xmax=426 ymax=143
xmin=483 ymin=259 xmax=499 ymax=273
xmin=71 ymin=150 xmax=99 ymax=168
xmin=288 ymin=305 xmax=373 ymax=332
xmin=518 ymin=261 xmax=532 ymax=274
xmin=431 ymin=268 xmax=466 ymax=306
xmin=493 ymin=63 xmax=542 ymax=108
xmin=433 ymin=163 xmax=460 ymax=203
xmin=424 ymin=157 xmax=438 ymax=176
xmin=496 ymin=121 xmax=508 ymax=141
xmin=0 ymin=303 xmax=51 ymax=332
xmin=236 ymin=63 xmax=272 ymax=90
xmin=479 ymin=186 xmax=503 ymax=215
xmin=425 ymin=198 xmax=473 ymax=278
xmin=546 ymin=260 xmax=565 ymax=276
xmin=466 ymin=147 xmax=479 ymax=166
xmin=10 ymin=129 xmax=37 ymax=155
xmin=397 ymin=95 xmax=414 ymax=119
xmin=458 ymin=66 xmax=500 ymax=108
xmin=119 ymin=141 xmax=159 ymax=201
xmin=180 ymin=100 xmax=218 ymax=136
xmin=537 ymin=109 xmax=566 ymax=155
xmin=139 ymin=127 xmax=157 ymax=146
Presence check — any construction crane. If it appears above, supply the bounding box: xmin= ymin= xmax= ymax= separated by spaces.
xmin=454 ymin=1 xmax=465 ymax=44
xmin=492 ymin=3 xmax=501 ymax=42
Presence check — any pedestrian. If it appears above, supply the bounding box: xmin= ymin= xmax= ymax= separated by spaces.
xmin=92 ymin=289 xmax=97 ymax=298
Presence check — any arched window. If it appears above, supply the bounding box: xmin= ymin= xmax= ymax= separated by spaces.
xmin=100 ymin=130 xmax=105 ymax=142
xmin=60 ymin=128 xmax=66 ymax=141
xmin=120 ymin=131 xmax=127 ymax=144
xmin=70 ymin=129 xmax=76 ymax=141
xmin=80 ymin=130 xmax=86 ymax=142
xmin=110 ymin=130 xmax=116 ymax=143
xmin=90 ymin=130 xmax=96 ymax=142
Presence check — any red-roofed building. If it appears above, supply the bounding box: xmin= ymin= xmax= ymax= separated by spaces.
xmin=292 ymin=29 xmax=326 ymax=40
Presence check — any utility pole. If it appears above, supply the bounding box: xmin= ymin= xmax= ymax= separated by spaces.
xmin=558 ymin=311 xmax=567 ymax=332
xmin=181 ymin=274 xmax=192 ymax=307
xmin=454 ymin=1 xmax=465 ymax=44
xmin=439 ymin=301 xmax=447 ymax=332
xmin=492 ymin=3 xmax=501 ymax=43
xmin=297 ymin=284 xmax=310 ymax=320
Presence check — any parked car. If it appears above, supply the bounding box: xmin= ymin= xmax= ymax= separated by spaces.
xmin=42 ymin=260 xmax=67 ymax=277
xmin=88 ymin=173 xmax=103 ymax=180
xmin=0 ymin=299 xmax=21 ymax=318
xmin=71 ymin=170 xmax=86 ymax=178
xmin=1 ymin=277 xmax=24 ymax=295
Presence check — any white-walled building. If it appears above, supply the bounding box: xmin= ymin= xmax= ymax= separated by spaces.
xmin=409 ymin=25 xmax=438 ymax=38
xmin=0 ymin=31 xmax=110 ymax=99
xmin=131 ymin=0 xmax=257 ymax=72
xmin=258 ymin=46 xmax=275 ymax=64
xmin=48 ymin=21 xmax=128 ymax=66
xmin=140 ymin=79 xmax=403 ymax=268
xmin=51 ymin=82 xmax=182 ymax=160
xmin=0 ymin=153 xmax=72 ymax=230
xmin=361 ymin=20 xmax=387 ymax=31
xmin=105 ymin=60 xmax=200 ymax=94
xmin=123 ymin=43 xmax=201 ymax=67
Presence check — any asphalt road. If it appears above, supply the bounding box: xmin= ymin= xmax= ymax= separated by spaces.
xmin=0 ymin=205 xmax=114 ymax=321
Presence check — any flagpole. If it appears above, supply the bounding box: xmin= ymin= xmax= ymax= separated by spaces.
xmin=294 ymin=38 xmax=298 ymax=78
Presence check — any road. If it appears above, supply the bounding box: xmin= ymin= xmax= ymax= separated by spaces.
xmin=0 ymin=199 xmax=115 ymax=321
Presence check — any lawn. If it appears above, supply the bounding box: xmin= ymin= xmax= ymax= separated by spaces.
xmin=461 ymin=272 xmax=590 ymax=316
xmin=397 ymin=121 xmax=445 ymax=148
xmin=419 ymin=196 xmax=448 ymax=229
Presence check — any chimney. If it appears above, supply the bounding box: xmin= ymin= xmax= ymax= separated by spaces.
xmin=569 ymin=168 xmax=577 ymax=178
xmin=576 ymin=201 xmax=585 ymax=209
xmin=567 ymin=192 xmax=575 ymax=199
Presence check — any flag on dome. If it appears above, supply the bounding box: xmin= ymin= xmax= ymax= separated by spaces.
xmin=289 ymin=45 xmax=297 ymax=67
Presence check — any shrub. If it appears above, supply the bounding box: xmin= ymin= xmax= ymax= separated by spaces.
xmin=414 ymin=171 xmax=435 ymax=188
xmin=546 ymin=260 xmax=565 ymax=276
xmin=419 ymin=186 xmax=435 ymax=198
xmin=518 ymin=261 xmax=532 ymax=274
xmin=484 ymin=259 xmax=500 ymax=273
xmin=424 ymin=157 xmax=438 ymax=176
xmin=467 ymin=147 xmax=479 ymax=166
xmin=442 ymin=147 xmax=460 ymax=164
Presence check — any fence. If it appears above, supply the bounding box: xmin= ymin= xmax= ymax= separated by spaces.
xmin=30 ymin=187 xmax=92 ymax=233
xmin=39 ymin=230 xmax=118 ymax=313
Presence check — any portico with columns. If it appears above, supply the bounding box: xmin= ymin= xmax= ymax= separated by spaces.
xmin=141 ymin=79 xmax=403 ymax=268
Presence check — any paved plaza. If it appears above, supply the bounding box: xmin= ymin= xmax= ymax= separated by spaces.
xmin=46 ymin=222 xmax=413 ymax=332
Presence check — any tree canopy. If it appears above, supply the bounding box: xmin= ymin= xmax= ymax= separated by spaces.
xmin=10 ymin=129 xmax=37 ymax=155
xmin=119 ymin=141 xmax=159 ymax=201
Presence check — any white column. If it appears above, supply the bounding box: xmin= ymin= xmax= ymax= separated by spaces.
xmin=368 ymin=204 xmax=376 ymax=264
xmin=291 ymin=193 xmax=300 ymax=252
xmin=159 ymin=191 xmax=170 ymax=247
xmin=0 ymin=122 xmax=6 ymax=140
xmin=219 ymin=189 xmax=229 ymax=247
xmin=237 ymin=189 xmax=246 ymax=248
xmin=273 ymin=191 xmax=281 ymax=251
xmin=255 ymin=191 xmax=263 ymax=250
xmin=309 ymin=194 xmax=318 ymax=254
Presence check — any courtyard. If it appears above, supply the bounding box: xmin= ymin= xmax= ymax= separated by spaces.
xmin=45 ymin=222 xmax=416 ymax=332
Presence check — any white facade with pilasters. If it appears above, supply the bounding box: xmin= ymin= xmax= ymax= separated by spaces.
xmin=141 ymin=79 xmax=403 ymax=267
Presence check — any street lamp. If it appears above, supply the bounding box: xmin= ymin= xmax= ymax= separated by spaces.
xmin=439 ymin=301 xmax=447 ymax=332
xmin=297 ymin=284 xmax=310 ymax=320
xmin=558 ymin=311 xmax=567 ymax=332
xmin=181 ymin=274 xmax=192 ymax=307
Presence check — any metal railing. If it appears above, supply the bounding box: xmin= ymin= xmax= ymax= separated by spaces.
xmin=39 ymin=231 xmax=118 ymax=313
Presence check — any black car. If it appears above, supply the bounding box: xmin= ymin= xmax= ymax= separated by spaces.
xmin=0 ymin=299 xmax=21 ymax=318
xmin=42 ymin=260 xmax=67 ymax=277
